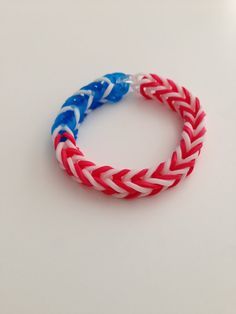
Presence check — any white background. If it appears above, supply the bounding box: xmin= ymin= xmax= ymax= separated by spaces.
xmin=0 ymin=0 xmax=236 ymax=313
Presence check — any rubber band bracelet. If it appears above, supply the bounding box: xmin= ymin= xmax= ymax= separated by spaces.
xmin=51 ymin=72 xmax=206 ymax=199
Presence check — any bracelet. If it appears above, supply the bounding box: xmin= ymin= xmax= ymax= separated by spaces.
xmin=51 ymin=72 xmax=206 ymax=199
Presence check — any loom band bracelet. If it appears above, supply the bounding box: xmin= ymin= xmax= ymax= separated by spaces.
xmin=51 ymin=72 xmax=206 ymax=199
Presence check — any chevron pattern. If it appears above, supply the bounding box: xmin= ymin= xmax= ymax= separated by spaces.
xmin=51 ymin=72 xmax=206 ymax=199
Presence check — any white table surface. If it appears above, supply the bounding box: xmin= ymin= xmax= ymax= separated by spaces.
xmin=0 ymin=0 xmax=236 ymax=313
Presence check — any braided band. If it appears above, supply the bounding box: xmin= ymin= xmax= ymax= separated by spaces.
xmin=51 ymin=72 xmax=206 ymax=199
